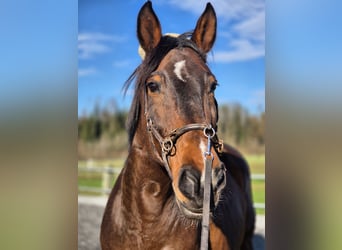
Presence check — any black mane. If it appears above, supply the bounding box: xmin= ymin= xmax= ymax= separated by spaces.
xmin=124 ymin=33 xmax=207 ymax=145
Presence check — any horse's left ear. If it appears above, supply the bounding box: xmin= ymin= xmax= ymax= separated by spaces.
xmin=191 ymin=3 xmax=217 ymax=53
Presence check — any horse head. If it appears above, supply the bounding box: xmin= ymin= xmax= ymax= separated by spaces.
xmin=127 ymin=1 xmax=226 ymax=220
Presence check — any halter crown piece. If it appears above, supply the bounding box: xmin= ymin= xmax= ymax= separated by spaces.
xmin=138 ymin=33 xmax=180 ymax=60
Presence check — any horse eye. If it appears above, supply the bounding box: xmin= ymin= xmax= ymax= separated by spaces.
xmin=147 ymin=81 xmax=160 ymax=93
xmin=210 ymin=82 xmax=218 ymax=93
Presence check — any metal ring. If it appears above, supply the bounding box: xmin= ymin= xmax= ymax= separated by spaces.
xmin=204 ymin=151 xmax=214 ymax=159
xmin=147 ymin=118 xmax=153 ymax=126
xmin=162 ymin=138 xmax=173 ymax=153
xmin=203 ymin=126 xmax=215 ymax=138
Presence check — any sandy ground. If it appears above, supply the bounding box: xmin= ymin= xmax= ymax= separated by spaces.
xmin=78 ymin=196 xmax=265 ymax=250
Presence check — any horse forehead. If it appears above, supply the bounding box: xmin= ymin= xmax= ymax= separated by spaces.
xmin=158 ymin=48 xmax=207 ymax=73
xmin=158 ymin=48 xmax=210 ymax=87
xmin=173 ymin=60 xmax=186 ymax=82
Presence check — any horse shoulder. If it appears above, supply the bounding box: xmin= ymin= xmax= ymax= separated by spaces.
xmin=100 ymin=171 xmax=126 ymax=249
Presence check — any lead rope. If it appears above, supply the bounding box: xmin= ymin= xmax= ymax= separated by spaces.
xmin=200 ymin=126 xmax=215 ymax=250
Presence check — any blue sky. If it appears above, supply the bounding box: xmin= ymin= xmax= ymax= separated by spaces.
xmin=78 ymin=0 xmax=265 ymax=117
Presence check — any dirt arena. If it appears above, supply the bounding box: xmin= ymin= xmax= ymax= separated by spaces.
xmin=78 ymin=196 xmax=265 ymax=250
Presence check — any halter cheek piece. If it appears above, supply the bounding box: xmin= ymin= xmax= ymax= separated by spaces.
xmin=146 ymin=117 xmax=224 ymax=179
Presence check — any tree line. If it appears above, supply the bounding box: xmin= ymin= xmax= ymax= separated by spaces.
xmin=78 ymin=104 xmax=127 ymax=142
xmin=78 ymin=102 xmax=264 ymax=157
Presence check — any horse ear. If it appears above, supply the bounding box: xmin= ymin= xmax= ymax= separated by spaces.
xmin=137 ymin=1 xmax=162 ymax=55
xmin=191 ymin=3 xmax=217 ymax=53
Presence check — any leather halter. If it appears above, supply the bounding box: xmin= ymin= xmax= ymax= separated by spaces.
xmin=147 ymin=117 xmax=223 ymax=250
xmin=146 ymin=117 xmax=223 ymax=179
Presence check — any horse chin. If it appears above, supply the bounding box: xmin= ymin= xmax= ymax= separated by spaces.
xmin=175 ymin=199 xmax=204 ymax=220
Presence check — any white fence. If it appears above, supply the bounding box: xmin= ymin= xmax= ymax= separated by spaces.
xmin=78 ymin=166 xmax=265 ymax=210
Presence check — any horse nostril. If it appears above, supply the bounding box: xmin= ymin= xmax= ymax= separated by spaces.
xmin=178 ymin=166 xmax=201 ymax=200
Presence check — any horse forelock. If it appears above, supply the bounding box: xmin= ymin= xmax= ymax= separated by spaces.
xmin=124 ymin=33 xmax=207 ymax=145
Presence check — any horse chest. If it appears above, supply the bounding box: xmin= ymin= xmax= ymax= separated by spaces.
xmin=109 ymin=189 xmax=199 ymax=249
xmin=137 ymin=204 xmax=199 ymax=249
xmin=142 ymin=228 xmax=199 ymax=250
xmin=114 ymin=219 xmax=198 ymax=250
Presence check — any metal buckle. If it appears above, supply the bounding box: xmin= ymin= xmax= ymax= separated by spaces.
xmin=147 ymin=118 xmax=153 ymax=132
xmin=203 ymin=125 xmax=215 ymax=157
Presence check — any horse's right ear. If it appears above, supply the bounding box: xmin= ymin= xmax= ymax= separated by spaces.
xmin=137 ymin=1 xmax=162 ymax=56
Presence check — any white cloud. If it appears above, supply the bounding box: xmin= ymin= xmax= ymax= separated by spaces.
xmin=167 ymin=0 xmax=263 ymax=21
xmin=234 ymin=10 xmax=265 ymax=42
xmin=212 ymin=39 xmax=264 ymax=62
xmin=78 ymin=32 xmax=124 ymax=42
xmin=163 ymin=0 xmax=265 ymax=63
xmin=78 ymin=67 xmax=97 ymax=77
xmin=112 ymin=60 xmax=132 ymax=68
xmin=78 ymin=32 xmax=126 ymax=60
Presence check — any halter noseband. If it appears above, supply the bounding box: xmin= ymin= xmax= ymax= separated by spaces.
xmin=146 ymin=117 xmax=223 ymax=179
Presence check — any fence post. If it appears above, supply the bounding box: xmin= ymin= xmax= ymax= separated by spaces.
xmin=102 ymin=167 xmax=110 ymax=196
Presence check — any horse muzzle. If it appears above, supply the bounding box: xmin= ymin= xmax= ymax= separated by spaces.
xmin=176 ymin=163 xmax=226 ymax=219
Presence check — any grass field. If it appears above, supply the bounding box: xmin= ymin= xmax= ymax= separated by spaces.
xmin=245 ymin=154 xmax=265 ymax=173
xmin=246 ymin=154 xmax=265 ymax=214
xmin=78 ymin=154 xmax=265 ymax=214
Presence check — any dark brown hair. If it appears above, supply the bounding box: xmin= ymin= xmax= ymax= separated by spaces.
xmin=124 ymin=33 xmax=207 ymax=144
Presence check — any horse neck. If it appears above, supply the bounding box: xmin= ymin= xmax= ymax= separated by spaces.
xmin=118 ymin=125 xmax=200 ymax=244
xmin=121 ymin=128 xmax=172 ymax=221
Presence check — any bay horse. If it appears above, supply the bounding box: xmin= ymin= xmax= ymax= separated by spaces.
xmin=101 ymin=2 xmax=255 ymax=249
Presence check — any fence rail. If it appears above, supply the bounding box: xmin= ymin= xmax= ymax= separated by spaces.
xmin=78 ymin=166 xmax=265 ymax=209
